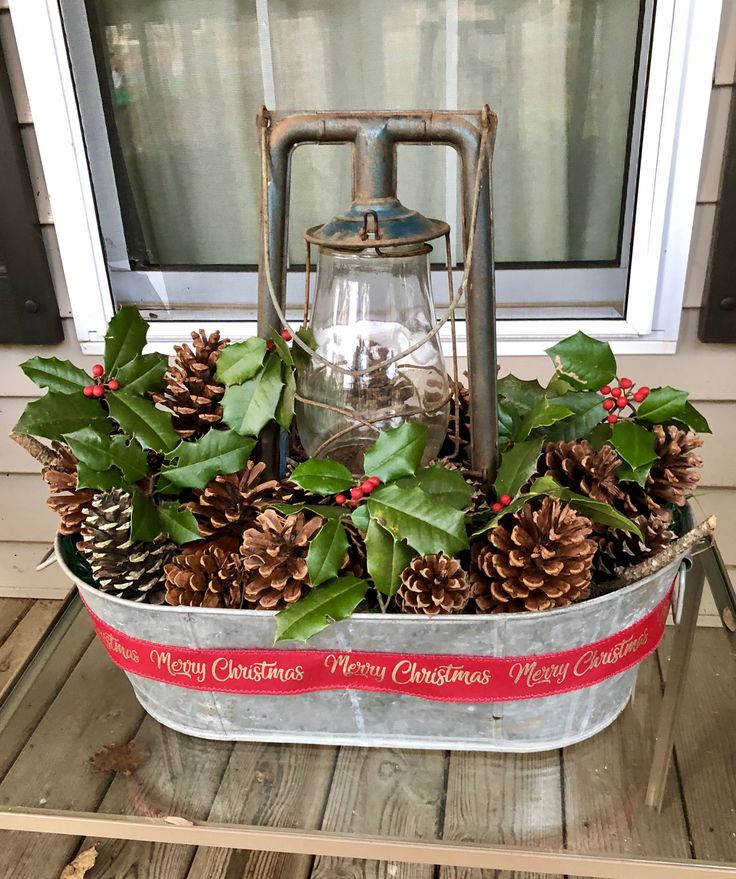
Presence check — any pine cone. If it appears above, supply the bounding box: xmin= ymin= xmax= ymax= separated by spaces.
xmin=471 ymin=497 xmax=596 ymax=613
xmin=43 ymin=442 xmax=98 ymax=535
xmin=240 ymin=509 xmax=321 ymax=609
xmin=395 ymin=553 xmax=469 ymax=616
xmin=593 ymin=510 xmax=675 ymax=582
xmin=540 ymin=439 xmax=624 ymax=505
xmin=647 ymin=425 xmax=703 ymax=507
xmin=164 ymin=537 xmax=246 ymax=608
xmin=78 ymin=490 xmax=175 ymax=603
xmin=440 ymin=378 xmax=471 ymax=463
xmin=151 ymin=329 xmax=228 ymax=439
xmin=342 ymin=520 xmax=367 ymax=578
xmin=189 ymin=461 xmax=279 ymax=539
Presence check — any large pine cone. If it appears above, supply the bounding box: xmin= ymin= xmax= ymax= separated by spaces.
xmin=42 ymin=442 xmax=98 ymax=535
xmin=164 ymin=537 xmax=246 ymax=608
xmin=593 ymin=511 xmax=675 ymax=582
xmin=647 ymin=425 xmax=703 ymax=507
xmin=471 ymin=497 xmax=596 ymax=613
xmin=395 ymin=553 xmax=469 ymax=616
xmin=151 ymin=329 xmax=228 ymax=440
xmin=78 ymin=490 xmax=175 ymax=603
xmin=240 ymin=509 xmax=321 ymax=609
xmin=189 ymin=461 xmax=279 ymax=539
xmin=540 ymin=439 xmax=624 ymax=505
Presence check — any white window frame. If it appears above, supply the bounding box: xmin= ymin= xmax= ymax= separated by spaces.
xmin=8 ymin=0 xmax=722 ymax=356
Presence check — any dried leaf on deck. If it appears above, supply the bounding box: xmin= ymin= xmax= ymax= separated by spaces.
xmin=164 ymin=815 xmax=194 ymax=826
xmin=90 ymin=740 xmax=150 ymax=776
xmin=59 ymin=845 xmax=98 ymax=878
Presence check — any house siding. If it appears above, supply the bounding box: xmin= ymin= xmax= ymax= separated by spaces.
xmin=0 ymin=4 xmax=734 ymax=617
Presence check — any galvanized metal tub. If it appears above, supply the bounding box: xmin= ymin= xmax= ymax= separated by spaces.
xmin=56 ymin=537 xmax=687 ymax=752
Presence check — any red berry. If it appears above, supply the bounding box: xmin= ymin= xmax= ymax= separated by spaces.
xmin=616 ymin=397 xmax=628 ymax=409
xmin=335 ymin=494 xmax=346 ymax=506
xmin=91 ymin=363 xmax=104 ymax=378
xmin=367 ymin=476 xmax=382 ymax=487
xmin=606 ymin=413 xmax=619 ymax=424
xmin=350 ymin=487 xmax=364 ymax=501
xmin=632 ymin=391 xmax=645 ymax=403
xmin=638 ymin=386 xmax=650 ymax=398
xmin=361 ymin=480 xmax=375 ymax=495
xmin=491 ymin=502 xmax=504 ymax=513
xmin=499 ymin=494 xmax=512 ymax=506
xmin=266 ymin=340 xmax=275 ymax=351
xmin=92 ymin=384 xmax=105 ymax=398
xmin=600 ymin=385 xmax=611 ymax=395
xmin=83 ymin=385 xmax=95 ymax=397
xmin=610 ymin=387 xmax=622 ymax=398
xmin=280 ymin=329 xmax=292 ymax=341
xmin=619 ymin=377 xmax=633 ymax=389
xmin=107 ymin=379 xmax=120 ymax=391
xmin=603 ymin=399 xmax=616 ymax=411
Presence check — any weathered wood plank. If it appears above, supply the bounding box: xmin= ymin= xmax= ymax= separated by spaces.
xmin=660 ymin=629 xmax=736 ymax=863
xmin=0 ymin=598 xmax=64 ymax=701
xmin=0 ymin=636 xmax=145 ymax=878
xmin=311 ymin=747 xmax=447 ymax=879
xmin=187 ymin=742 xmax=338 ymax=879
xmin=563 ymin=653 xmax=691 ymax=876
xmin=0 ymin=595 xmax=32 ymax=644
xmin=440 ymin=750 xmax=564 ymax=879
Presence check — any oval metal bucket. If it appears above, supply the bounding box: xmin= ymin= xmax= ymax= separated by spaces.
xmin=57 ymin=538 xmax=686 ymax=752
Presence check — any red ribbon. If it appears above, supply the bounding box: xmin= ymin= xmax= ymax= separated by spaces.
xmin=82 ymin=585 xmax=672 ymax=703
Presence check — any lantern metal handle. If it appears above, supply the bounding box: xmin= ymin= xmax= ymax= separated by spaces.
xmin=257 ymin=107 xmax=499 ymax=484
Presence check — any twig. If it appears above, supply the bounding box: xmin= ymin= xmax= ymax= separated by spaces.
xmin=615 ymin=515 xmax=717 ymax=584
xmin=9 ymin=431 xmax=57 ymax=466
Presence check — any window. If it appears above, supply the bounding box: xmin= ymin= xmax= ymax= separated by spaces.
xmin=8 ymin=0 xmax=721 ymax=353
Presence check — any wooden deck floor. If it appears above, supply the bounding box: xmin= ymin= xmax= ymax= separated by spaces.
xmin=0 ymin=597 xmax=733 ymax=879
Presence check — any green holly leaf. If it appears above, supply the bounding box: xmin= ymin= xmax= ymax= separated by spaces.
xmin=363 ymin=422 xmax=427 ymax=483
xmin=292 ymin=325 xmax=318 ymax=372
xmin=114 ymin=353 xmax=168 ymax=395
xmin=517 ymin=398 xmax=574 ymax=441
xmin=497 ymin=374 xmax=546 ymax=415
xmin=221 ymin=354 xmax=284 ymax=436
xmin=634 ymin=386 xmax=689 ymax=424
xmin=64 ymin=429 xmax=149 ymax=484
xmin=529 ymin=476 xmax=642 ymax=537
xmin=106 ymin=390 xmax=179 ymax=452
xmin=544 ymin=392 xmax=606 ymax=442
xmin=679 ymin=401 xmax=711 ymax=434
xmin=609 ymin=420 xmax=658 ymax=470
xmin=130 ymin=493 xmax=161 ymax=543
xmin=76 ymin=463 xmax=126 ymax=491
xmin=215 ymin=337 xmax=267 ymax=386
xmin=616 ymin=461 xmax=652 ymax=487
xmin=268 ymin=502 xmax=345 ymax=520
xmin=275 ymin=365 xmax=296 ymax=431
xmin=468 ymin=492 xmax=535 ymax=538
xmin=399 ymin=463 xmax=473 ymax=511
xmin=365 ymin=519 xmax=415 ymax=596
xmin=494 ymin=438 xmax=543 ymax=498
xmin=367 ymin=483 xmax=468 ymax=557
xmin=104 ymin=306 xmax=149 ymax=374
xmin=589 ymin=422 xmax=613 ymax=451
xmin=497 ymin=399 xmax=518 ymax=442
xmin=274 ymin=576 xmax=369 ymax=643
xmin=270 ymin=330 xmax=294 ymax=367
xmin=158 ymin=430 xmax=256 ymax=492
xmin=351 ymin=503 xmax=370 ymax=531
xmin=157 ymin=501 xmax=201 ymax=545
xmin=546 ymin=332 xmax=616 ymax=390
xmin=20 ymin=356 xmax=91 ymax=393
xmin=307 ymin=519 xmax=349 ymax=587
xmin=13 ymin=393 xmax=112 ymax=441
xmin=290 ymin=458 xmax=353 ymax=495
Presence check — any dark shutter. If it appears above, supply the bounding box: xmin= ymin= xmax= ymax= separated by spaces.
xmin=0 ymin=34 xmax=62 ymax=344
xmin=699 ymin=86 xmax=736 ymax=343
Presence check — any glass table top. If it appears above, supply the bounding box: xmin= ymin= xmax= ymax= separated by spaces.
xmin=0 ymin=598 xmax=734 ymax=878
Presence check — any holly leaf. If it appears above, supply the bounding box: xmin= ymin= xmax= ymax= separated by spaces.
xmin=104 ymin=307 xmax=148 ymax=374
xmin=616 ymin=461 xmax=652 ymax=487
xmin=13 ymin=393 xmax=112 ymax=441
xmin=529 ymin=475 xmax=642 ymax=537
xmin=158 ymin=430 xmax=255 ymax=492
xmin=367 ymin=483 xmax=468 ymax=556
xmin=130 ymin=493 xmax=160 ymax=543
xmin=270 ymin=330 xmax=294 ymax=367
xmin=292 ymin=325 xmax=318 ymax=372
xmin=106 ymin=390 xmax=179 ymax=452
xmin=544 ymin=392 xmax=605 ymax=442
xmin=365 ymin=519 xmax=415 ymax=596
xmin=468 ymin=492 xmax=535 ymax=538
xmin=76 ymin=463 xmax=126 ymax=491
xmin=20 ymin=356 xmax=91 ymax=393
xmin=363 ymin=422 xmax=427 ymax=483
xmin=64 ymin=429 xmax=149 ymax=484
xmin=115 ymin=353 xmax=168 ymax=395
xmin=679 ymin=401 xmax=711 ymax=434
xmin=546 ymin=332 xmax=616 ymax=390
xmin=351 ymin=503 xmax=370 ymax=532
xmin=590 ymin=422 xmax=613 ymax=451
xmin=399 ymin=463 xmax=473 ymax=511
xmin=274 ymin=576 xmax=368 ymax=643
xmin=497 ymin=399 xmax=518 ymax=442
xmin=307 ymin=519 xmax=349 ymax=587
xmin=494 ymin=438 xmax=543 ymax=498
xmin=157 ymin=501 xmax=201 ymax=545
xmin=517 ymin=398 xmax=574 ymax=441
xmin=634 ymin=386 xmax=689 ymax=424
xmin=268 ymin=502 xmax=345 ymax=520
xmin=275 ymin=366 xmax=296 ymax=431
xmin=290 ymin=459 xmax=353 ymax=495
xmin=221 ymin=354 xmax=284 ymax=436
xmin=609 ymin=420 xmax=658 ymax=470
xmin=215 ymin=337 xmax=267 ymax=386
xmin=497 ymin=374 xmax=546 ymax=415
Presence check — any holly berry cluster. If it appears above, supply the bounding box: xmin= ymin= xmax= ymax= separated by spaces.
xmin=335 ymin=475 xmax=382 ymax=508
xmin=82 ymin=363 xmax=121 ymax=399
xmin=599 ymin=378 xmax=649 ymax=425
xmin=267 ymin=328 xmax=292 ymax=351
xmin=491 ymin=494 xmax=512 ymax=513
